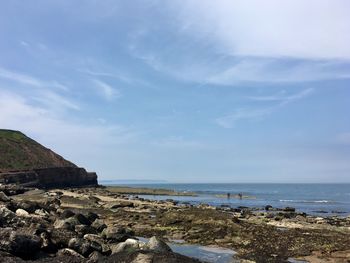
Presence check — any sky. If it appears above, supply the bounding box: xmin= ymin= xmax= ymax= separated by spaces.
xmin=0 ymin=0 xmax=350 ymax=183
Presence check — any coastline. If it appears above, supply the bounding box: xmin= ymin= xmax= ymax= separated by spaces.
xmin=1 ymin=184 xmax=349 ymax=262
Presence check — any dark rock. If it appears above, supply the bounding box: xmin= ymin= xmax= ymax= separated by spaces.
xmin=16 ymin=201 xmax=39 ymax=213
xmin=0 ymin=228 xmax=41 ymax=259
xmin=60 ymin=209 xmax=75 ymax=219
xmin=101 ymin=226 xmax=133 ymax=242
xmin=265 ymin=205 xmax=273 ymax=211
xmin=0 ymin=167 xmax=97 ymax=189
xmin=49 ymin=229 xmax=77 ymax=248
xmin=75 ymin=225 xmax=98 ymax=236
xmin=91 ymin=219 xmax=107 ymax=232
xmin=85 ymin=212 xmax=99 ymax=223
xmin=0 ymin=184 xmax=26 ymax=196
xmin=74 ymin=213 xmax=91 ymax=226
xmin=283 ymin=207 xmax=296 ymax=212
xmin=83 ymin=234 xmax=111 ymax=255
xmin=68 ymin=237 xmax=94 ymax=257
xmin=107 ymin=201 xmax=134 ymax=209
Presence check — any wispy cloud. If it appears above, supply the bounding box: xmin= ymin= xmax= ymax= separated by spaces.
xmin=207 ymin=59 xmax=350 ymax=85
xmin=216 ymin=88 xmax=314 ymax=128
xmin=0 ymin=90 xmax=137 ymax=170
xmin=0 ymin=67 xmax=78 ymax=111
xmin=0 ymin=67 xmax=43 ymax=87
xmin=216 ymin=108 xmax=272 ymax=128
xmin=248 ymin=88 xmax=314 ymax=103
xmin=0 ymin=67 xmax=70 ymax=90
xmin=93 ymin=79 xmax=120 ymax=101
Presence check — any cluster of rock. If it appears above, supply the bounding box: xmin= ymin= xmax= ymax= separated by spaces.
xmin=0 ymin=188 xmax=199 ymax=263
xmin=0 ymin=167 xmax=97 ymax=188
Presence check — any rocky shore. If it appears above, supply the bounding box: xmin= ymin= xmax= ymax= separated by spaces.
xmin=0 ymin=184 xmax=349 ymax=263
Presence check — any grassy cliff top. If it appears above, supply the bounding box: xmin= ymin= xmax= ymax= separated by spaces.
xmin=0 ymin=129 xmax=76 ymax=172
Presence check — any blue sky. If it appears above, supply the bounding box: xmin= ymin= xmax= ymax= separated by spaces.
xmin=0 ymin=0 xmax=350 ymax=183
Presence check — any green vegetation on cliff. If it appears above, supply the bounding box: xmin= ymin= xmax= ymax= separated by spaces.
xmin=0 ymin=129 xmax=75 ymax=172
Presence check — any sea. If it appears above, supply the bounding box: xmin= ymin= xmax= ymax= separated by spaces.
xmin=101 ymin=182 xmax=350 ymax=216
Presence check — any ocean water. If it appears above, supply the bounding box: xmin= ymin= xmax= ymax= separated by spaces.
xmin=102 ymin=183 xmax=350 ymax=216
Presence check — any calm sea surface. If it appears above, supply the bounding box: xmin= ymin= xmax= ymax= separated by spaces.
xmin=101 ymin=183 xmax=350 ymax=216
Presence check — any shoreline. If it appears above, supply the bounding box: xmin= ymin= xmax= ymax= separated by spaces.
xmin=1 ymin=184 xmax=349 ymax=262
xmin=105 ymin=185 xmax=197 ymax=196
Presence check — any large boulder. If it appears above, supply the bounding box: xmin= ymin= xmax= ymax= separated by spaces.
xmin=49 ymin=228 xmax=77 ymax=248
xmin=84 ymin=234 xmax=111 ymax=255
xmin=91 ymin=219 xmax=107 ymax=232
xmin=0 ymin=228 xmax=41 ymax=259
xmin=68 ymin=237 xmax=95 ymax=257
xmin=0 ymin=191 xmax=10 ymax=202
xmin=111 ymin=238 xmax=146 ymax=254
xmin=101 ymin=226 xmax=134 ymax=242
xmin=147 ymin=236 xmax=172 ymax=253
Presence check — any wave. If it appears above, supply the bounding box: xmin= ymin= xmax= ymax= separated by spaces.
xmin=279 ymin=199 xmax=334 ymax=204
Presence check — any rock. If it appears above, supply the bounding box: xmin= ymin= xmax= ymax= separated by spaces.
xmin=0 ymin=206 xmax=16 ymax=223
xmin=60 ymin=209 xmax=75 ymax=219
xmin=16 ymin=201 xmax=39 ymax=213
xmin=53 ymin=219 xmax=74 ymax=230
xmin=40 ymin=232 xmax=57 ymax=253
xmin=265 ymin=205 xmax=273 ymax=211
xmin=87 ymin=251 xmax=105 ymax=263
xmin=74 ymin=213 xmax=91 ymax=225
xmin=57 ymin=248 xmax=85 ymax=258
xmin=0 ymin=184 xmax=26 ymax=196
xmin=84 ymin=234 xmax=111 ymax=255
xmin=68 ymin=237 xmax=94 ymax=257
xmin=106 ymin=201 xmax=134 ymax=209
xmin=283 ymin=207 xmax=296 ymax=212
xmin=0 ymin=228 xmax=41 ymax=259
xmin=85 ymin=211 xmax=99 ymax=222
xmin=34 ymin=208 xmax=49 ymax=217
xmin=0 ymin=191 xmax=10 ymax=202
xmin=49 ymin=229 xmax=77 ymax=248
xmin=75 ymin=224 xmax=98 ymax=236
xmin=101 ymin=226 xmax=133 ymax=242
xmin=15 ymin=208 xmax=29 ymax=217
xmin=147 ymin=236 xmax=172 ymax=253
xmin=0 ymin=167 xmax=97 ymax=189
xmin=107 ymin=250 xmax=201 ymax=263
xmin=111 ymin=238 xmax=145 ymax=254
xmin=91 ymin=219 xmax=107 ymax=232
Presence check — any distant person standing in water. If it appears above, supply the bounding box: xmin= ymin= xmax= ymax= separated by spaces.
xmin=238 ymin=193 xmax=243 ymax=200
xmin=227 ymin=193 xmax=231 ymax=199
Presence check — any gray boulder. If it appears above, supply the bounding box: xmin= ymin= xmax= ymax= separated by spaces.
xmin=0 ymin=191 xmax=10 ymax=202
xmin=147 ymin=236 xmax=172 ymax=253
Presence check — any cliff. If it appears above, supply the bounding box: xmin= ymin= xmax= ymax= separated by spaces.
xmin=0 ymin=129 xmax=97 ymax=188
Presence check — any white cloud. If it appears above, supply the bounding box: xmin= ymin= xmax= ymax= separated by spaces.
xmin=93 ymin=79 xmax=120 ymax=101
xmin=175 ymin=0 xmax=350 ymax=60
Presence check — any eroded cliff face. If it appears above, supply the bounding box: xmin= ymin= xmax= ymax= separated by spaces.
xmin=0 ymin=130 xmax=98 ymax=188
xmin=0 ymin=167 xmax=97 ymax=188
